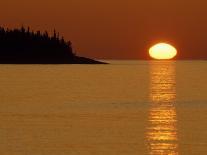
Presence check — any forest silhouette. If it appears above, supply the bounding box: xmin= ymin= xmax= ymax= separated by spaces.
xmin=0 ymin=26 xmax=105 ymax=64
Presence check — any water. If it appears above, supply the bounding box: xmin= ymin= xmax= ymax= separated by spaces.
xmin=0 ymin=61 xmax=207 ymax=155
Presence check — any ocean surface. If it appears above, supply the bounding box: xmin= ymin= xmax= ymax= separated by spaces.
xmin=1 ymin=61 xmax=207 ymax=155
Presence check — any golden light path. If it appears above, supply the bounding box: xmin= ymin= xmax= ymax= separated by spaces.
xmin=146 ymin=62 xmax=179 ymax=155
xmin=149 ymin=43 xmax=177 ymax=60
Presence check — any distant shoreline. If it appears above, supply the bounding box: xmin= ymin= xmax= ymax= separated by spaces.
xmin=0 ymin=56 xmax=107 ymax=64
xmin=0 ymin=26 xmax=107 ymax=64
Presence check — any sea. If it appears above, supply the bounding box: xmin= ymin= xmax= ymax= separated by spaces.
xmin=0 ymin=60 xmax=207 ymax=155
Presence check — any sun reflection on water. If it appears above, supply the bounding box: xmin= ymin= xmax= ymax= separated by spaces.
xmin=147 ymin=61 xmax=178 ymax=155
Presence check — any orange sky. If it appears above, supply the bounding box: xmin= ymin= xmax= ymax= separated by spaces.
xmin=1 ymin=0 xmax=207 ymax=59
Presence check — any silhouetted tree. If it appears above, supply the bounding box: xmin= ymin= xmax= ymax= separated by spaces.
xmin=0 ymin=26 xmax=75 ymax=63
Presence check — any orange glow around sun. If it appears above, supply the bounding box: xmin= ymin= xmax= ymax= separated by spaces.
xmin=149 ymin=43 xmax=177 ymax=60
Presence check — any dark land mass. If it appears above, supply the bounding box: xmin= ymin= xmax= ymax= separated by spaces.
xmin=0 ymin=27 xmax=106 ymax=64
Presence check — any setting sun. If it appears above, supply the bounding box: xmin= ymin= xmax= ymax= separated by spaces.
xmin=149 ymin=43 xmax=177 ymax=60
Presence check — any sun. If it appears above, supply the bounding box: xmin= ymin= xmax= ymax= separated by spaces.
xmin=149 ymin=43 xmax=177 ymax=60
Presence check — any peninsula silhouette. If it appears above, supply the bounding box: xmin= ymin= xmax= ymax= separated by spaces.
xmin=0 ymin=27 xmax=106 ymax=64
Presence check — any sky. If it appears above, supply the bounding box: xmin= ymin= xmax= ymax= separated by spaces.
xmin=1 ymin=0 xmax=207 ymax=59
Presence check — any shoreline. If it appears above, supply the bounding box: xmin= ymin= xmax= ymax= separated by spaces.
xmin=0 ymin=56 xmax=108 ymax=64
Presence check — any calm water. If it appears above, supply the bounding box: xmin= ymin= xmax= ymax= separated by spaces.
xmin=1 ymin=61 xmax=207 ymax=155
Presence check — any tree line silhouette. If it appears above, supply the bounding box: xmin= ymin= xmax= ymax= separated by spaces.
xmin=0 ymin=26 xmax=105 ymax=64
